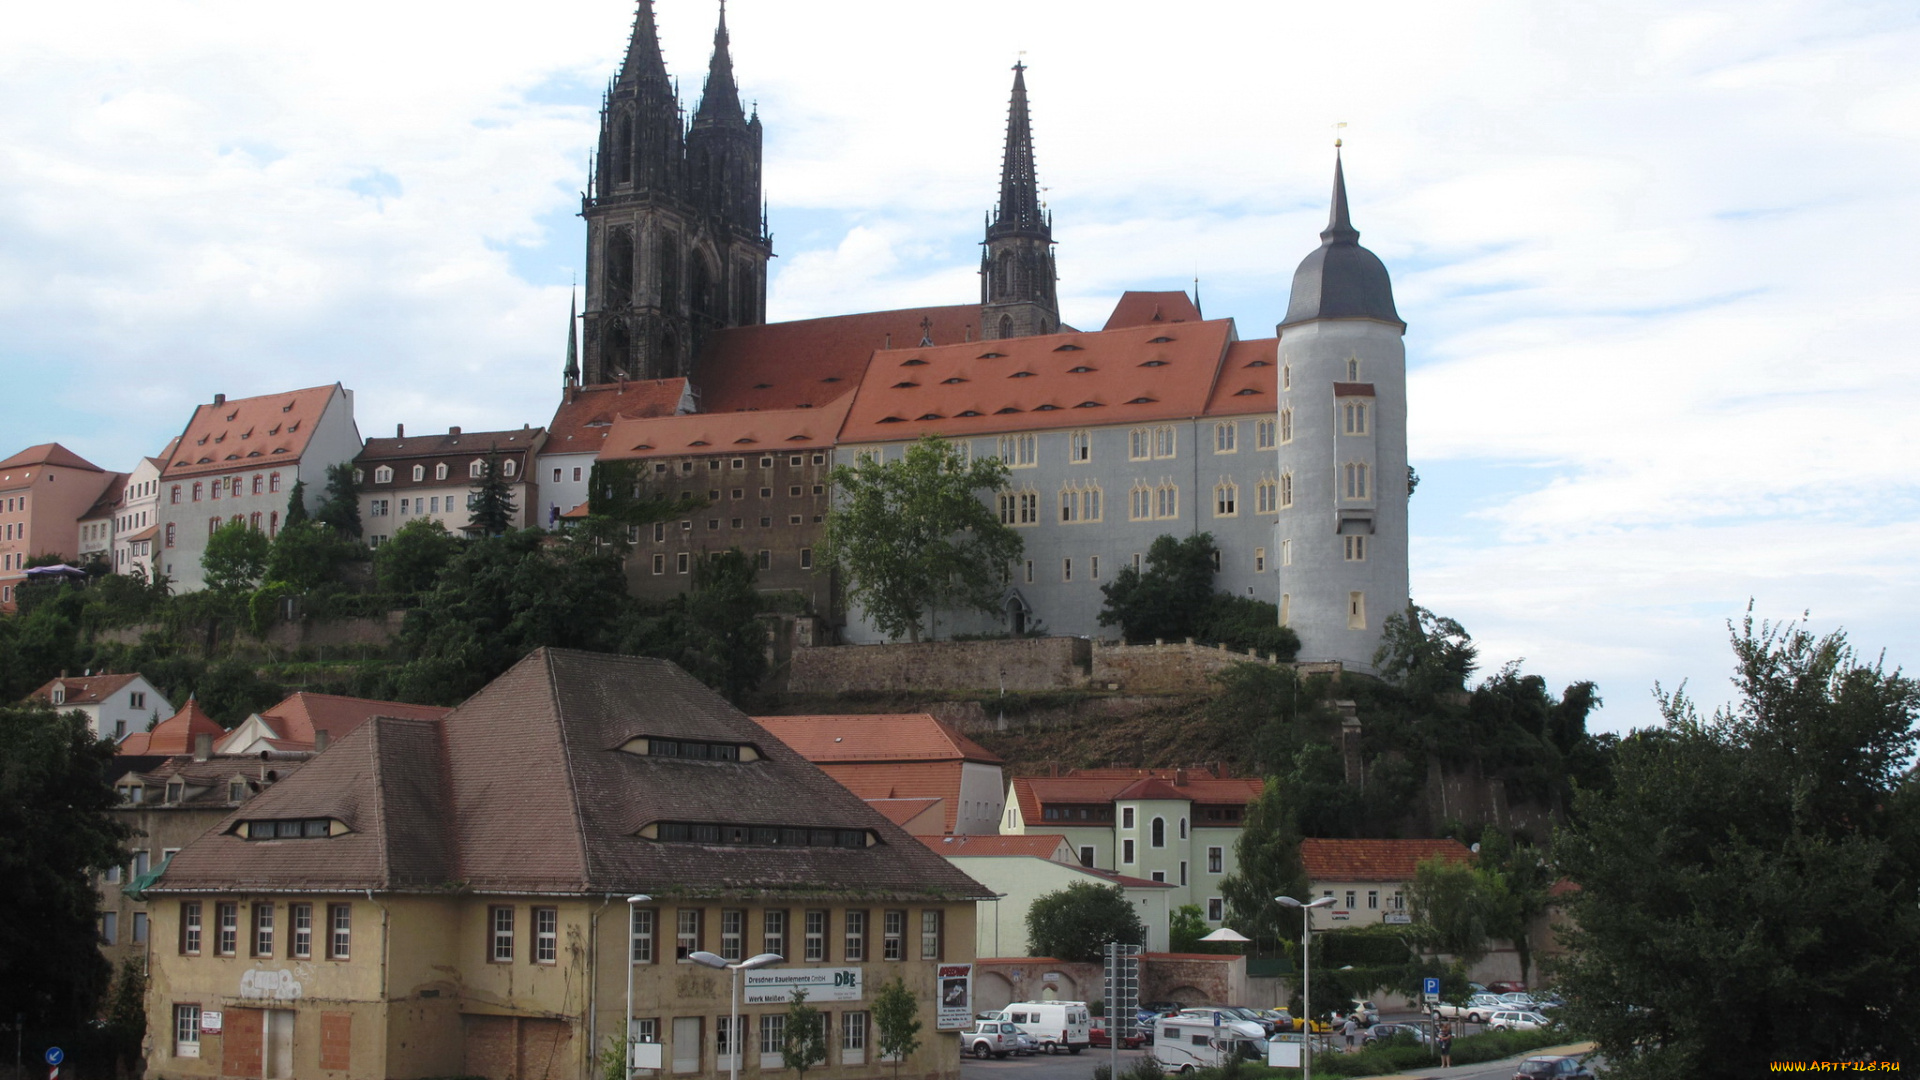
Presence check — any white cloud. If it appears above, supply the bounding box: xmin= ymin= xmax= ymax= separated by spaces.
xmin=2 ymin=0 xmax=1917 ymax=731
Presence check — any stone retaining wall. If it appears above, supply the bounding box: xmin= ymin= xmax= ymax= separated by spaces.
xmin=787 ymin=636 xmax=1336 ymax=696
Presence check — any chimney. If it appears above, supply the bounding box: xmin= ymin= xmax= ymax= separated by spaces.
xmin=213 ymin=393 xmax=226 ymax=406
xmin=314 ymin=729 xmax=330 ymax=753
xmin=396 ymin=423 xmax=405 ymax=438
xmin=1174 ymin=767 xmax=1188 ymax=787
xmin=449 ymin=426 xmax=461 ymax=436
xmin=193 ymin=733 xmax=213 ymax=762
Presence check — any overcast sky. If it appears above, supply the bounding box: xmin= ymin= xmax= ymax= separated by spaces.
xmin=4 ymin=0 xmax=1915 ymax=733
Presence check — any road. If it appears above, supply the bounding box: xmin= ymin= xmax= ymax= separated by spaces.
xmin=955 ymin=1040 xmax=1601 ymax=1080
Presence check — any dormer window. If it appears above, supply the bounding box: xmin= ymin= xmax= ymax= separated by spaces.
xmin=978 ymin=352 xmax=1006 ymax=359
xmin=900 ymin=359 xmax=927 ymax=367
xmin=242 ymin=819 xmax=337 ymax=840
xmin=1149 ymin=336 xmax=1174 ymax=343
xmin=50 ymin=686 xmax=64 ymax=705
xmin=645 ymin=822 xmax=874 ymax=848
xmin=891 ymin=382 xmax=919 ymax=389
xmin=941 ymin=377 xmax=968 ymax=384
xmin=620 ymin=737 xmax=763 ymax=762
xmin=1067 ymin=366 xmax=1095 ymax=373
xmin=229 ymin=780 xmax=247 ymax=801
xmin=1140 ymin=360 xmax=1168 ymax=368
xmin=438 ymin=463 xmax=451 ymax=481
xmin=166 ymin=781 xmax=184 ymax=802
xmin=1009 ymin=371 xmax=1035 ymax=379
xmin=410 ymin=465 xmax=424 ymax=482
xmin=1053 ymin=343 xmax=1084 ymax=351
xmin=374 ymin=466 xmax=393 ymax=484
xmin=503 ymin=459 xmax=517 ymax=478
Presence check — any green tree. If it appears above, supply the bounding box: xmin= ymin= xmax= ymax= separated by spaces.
xmin=1473 ymin=827 xmax=1551 ymax=986
xmin=669 ymin=549 xmax=769 ymax=701
xmin=823 ymin=436 xmax=1019 ymax=642
xmin=194 ymin=658 xmax=286 ymax=726
xmin=315 ymin=461 xmax=362 ymax=539
xmin=1168 ymin=904 xmax=1219 ymax=953
xmin=1373 ymin=604 xmax=1478 ymax=702
xmin=284 ymin=478 xmax=309 ymax=528
xmin=871 ymin=976 xmax=923 ymax=1080
xmin=1405 ymin=854 xmax=1510 ymax=967
xmin=1025 ymin=881 xmax=1148 ymax=964
xmin=104 ymin=957 xmax=148 ymax=1074
xmin=263 ymin=519 xmax=352 ymax=591
xmin=0 ymin=703 xmax=129 ymax=1026
xmin=782 ymin=987 xmax=828 ymax=1080
xmin=1553 ymin=614 xmax=1920 ymax=1077
xmin=201 ymin=517 xmax=270 ymax=593
xmin=374 ymin=518 xmax=464 ymax=595
xmin=1098 ymin=533 xmax=1218 ymax=643
xmin=467 ymin=446 xmax=518 ymax=537
xmin=1219 ymin=778 xmax=1311 ymax=955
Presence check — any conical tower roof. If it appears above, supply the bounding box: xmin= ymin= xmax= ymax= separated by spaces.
xmin=693 ymin=0 xmax=746 ymax=126
xmin=616 ymin=0 xmax=671 ymax=91
xmin=1280 ymin=150 xmax=1402 ymax=328
xmin=989 ymin=62 xmax=1045 ymax=236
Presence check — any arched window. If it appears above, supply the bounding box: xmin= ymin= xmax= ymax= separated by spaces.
xmin=503 ymin=458 xmax=517 ymax=478
xmin=1151 ymin=818 xmax=1166 ymax=847
xmin=998 ymin=314 xmax=1013 ymax=339
xmin=164 ymin=523 xmax=175 ymax=548
xmin=614 ymin=114 xmax=634 ymax=186
xmin=436 ymin=463 xmax=449 ymax=481
xmin=605 ymin=229 xmax=634 ymax=308
xmin=995 ymin=250 xmax=1014 ymax=300
xmin=374 ymin=466 xmax=393 ymax=484
xmin=411 ymin=465 xmax=424 ymax=482
xmin=470 ymin=459 xmax=486 ymax=479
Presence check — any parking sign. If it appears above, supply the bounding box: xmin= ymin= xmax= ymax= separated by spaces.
xmin=1422 ymin=977 xmax=1441 ymax=999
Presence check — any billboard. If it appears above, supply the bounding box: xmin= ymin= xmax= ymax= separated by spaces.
xmin=742 ymin=967 xmax=864 ymax=1005
xmin=936 ymin=964 xmax=973 ymax=1030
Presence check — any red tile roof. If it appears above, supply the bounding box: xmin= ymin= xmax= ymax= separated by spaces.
xmin=81 ymin=472 xmax=131 ymax=520
xmin=1299 ymin=838 xmax=1474 ymax=883
xmin=118 ymin=699 xmax=225 ymax=756
xmin=0 ymin=443 xmax=106 ymax=474
xmin=837 ymin=320 xmax=1238 ymax=445
xmin=30 ymin=673 xmax=142 ymax=706
xmin=812 ymin=761 xmax=975 ymax=835
xmin=250 ymin=692 xmax=452 ymax=750
xmin=751 ymin=713 xmax=1003 ymax=764
xmin=160 ymin=385 xmax=341 ymax=480
xmin=1203 ymin=339 xmax=1279 ymax=417
xmin=544 ymin=379 xmax=693 ymax=458
xmin=1087 ymin=868 xmax=1179 ymax=889
xmin=917 ymin=833 xmax=1072 ymax=859
xmin=693 ymin=305 xmax=981 ymax=413
xmin=1103 ymin=290 xmax=1202 ymax=330
xmin=1009 ymin=772 xmax=1263 ymax=825
xmin=597 ymin=394 xmax=853 ymax=461
xmin=1332 ymin=381 xmax=1375 ymax=398
xmin=867 ymin=797 xmax=945 ymax=829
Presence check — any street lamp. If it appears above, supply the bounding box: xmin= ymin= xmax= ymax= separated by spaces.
xmin=1276 ymin=896 xmax=1336 ymax=1080
xmin=625 ymin=896 xmax=651 ymax=1077
xmin=689 ymin=950 xmax=784 ymax=1080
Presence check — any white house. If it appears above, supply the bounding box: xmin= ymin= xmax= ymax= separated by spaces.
xmin=30 ymin=672 xmax=172 ymax=743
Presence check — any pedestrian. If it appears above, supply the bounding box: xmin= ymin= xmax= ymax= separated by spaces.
xmin=1438 ymin=1022 xmax=1453 ymax=1068
xmin=1343 ymin=1016 xmax=1360 ymax=1049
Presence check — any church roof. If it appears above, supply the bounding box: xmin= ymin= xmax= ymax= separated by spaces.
xmin=837 ymin=318 xmax=1252 ymax=444
xmin=1103 ymin=291 xmax=1202 ymax=330
xmin=598 ymin=394 xmax=852 ymax=461
xmin=160 ymin=385 xmax=343 ymax=480
xmin=1281 ymin=153 xmax=1401 ymax=329
xmin=691 ymin=306 xmax=980 ymax=414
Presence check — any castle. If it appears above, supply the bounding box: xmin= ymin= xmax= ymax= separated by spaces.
xmin=546 ymin=0 xmax=1411 ymax=672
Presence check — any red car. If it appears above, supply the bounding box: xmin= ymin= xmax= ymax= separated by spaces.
xmin=1088 ymin=1024 xmax=1146 ymax=1050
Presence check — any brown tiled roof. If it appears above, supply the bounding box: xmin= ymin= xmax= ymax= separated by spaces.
xmin=837 ymin=320 xmax=1238 ymax=445
xmin=81 ymin=472 xmax=131 ymax=520
xmin=693 ymin=306 xmax=980 ymax=413
xmin=1009 ymin=772 xmax=1262 ymax=824
xmin=543 ymin=379 xmax=693 ymax=459
xmin=0 ymin=443 xmax=106 ymax=473
xmin=356 ymin=427 xmax=545 ymax=464
xmin=751 ymin=713 xmax=1003 ymax=764
xmin=155 ymin=716 xmax=452 ymax=892
xmin=119 ymin=700 xmax=225 ymax=756
xmin=245 ymin=692 xmax=452 ymax=751
xmin=160 ymin=385 xmax=341 ymax=480
xmin=597 ymin=394 xmax=853 ymax=461
xmin=917 ymin=834 xmax=1071 ymax=859
xmin=867 ymin=797 xmax=944 ymax=828
xmin=31 ymin=672 xmax=142 ymax=706
xmin=1299 ymin=838 xmax=1473 ymax=883
xmin=1203 ymin=339 xmax=1278 ymax=417
xmin=122 ymin=755 xmax=304 ymax=809
xmin=157 ymin=649 xmax=993 ymax=900
xmin=1103 ymin=291 xmax=1202 ymax=330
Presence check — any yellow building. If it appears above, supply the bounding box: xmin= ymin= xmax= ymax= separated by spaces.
xmin=143 ymin=648 xmax=991 ymax=1080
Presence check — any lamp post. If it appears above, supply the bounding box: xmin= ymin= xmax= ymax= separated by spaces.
xmin=689 ymin=950 xmax=784 ymax=1080
xmin=625 ymin=896 xmax=652 ymax=1077
xmin=1276 ymin=896 xmax=1335 ymax=1080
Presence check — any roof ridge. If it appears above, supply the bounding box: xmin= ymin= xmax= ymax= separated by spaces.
xmin=364 ymin=715 xmax=394 ymax=889
xmin=542 ymin=648 xmax=597 ymax=891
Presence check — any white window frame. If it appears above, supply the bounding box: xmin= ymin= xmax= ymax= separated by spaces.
xmin=1214 ymin=422 xmax=1236 ymax=453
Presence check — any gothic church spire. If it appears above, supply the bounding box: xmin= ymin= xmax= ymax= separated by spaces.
xmin=981 ymin=61 xmax=1060 ymax=340
xmin=616 ymin=0 xmax=671 ymax=91
xmin=693 ymin=0 xmax=746 ymax=127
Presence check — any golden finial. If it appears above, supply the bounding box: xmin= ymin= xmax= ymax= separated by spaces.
xmin=1334 ymin=121 xmax=1347 ymax=148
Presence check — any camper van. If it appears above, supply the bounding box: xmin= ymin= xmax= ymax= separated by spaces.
xmin=1149 ymin=1012 xmax=1268 ymax=1074
xmin=989 ymin=1001 xmax=1092 ymax=1055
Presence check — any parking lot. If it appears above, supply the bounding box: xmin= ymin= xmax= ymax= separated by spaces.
xmin=960 ymin=1047 xmax=1149 ymax=1080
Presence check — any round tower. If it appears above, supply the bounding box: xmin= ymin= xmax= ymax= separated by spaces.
xmin=1274 ymin=149 xmax=1409 ymax=672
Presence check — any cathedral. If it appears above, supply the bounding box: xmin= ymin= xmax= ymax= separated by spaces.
xmin=547 ymin=1 xmax=1410 ymax=673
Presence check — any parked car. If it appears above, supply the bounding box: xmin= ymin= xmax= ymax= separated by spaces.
xmin=1497 ymin=992 xmax=1540 ymax=1009
xmin=1260 ymin=1009 xmax=1332 ymax=1035
xmin=989 ymin=1001 xmax=1092 ymax=1055
xmin=1150 ymin=1014 xmax=1268 ymax=1074
xmin=966 ymin=1022 xmax=1036 ymax=1059
xmin=1433 ymin=993 xmax=1505 ymax=1024
xmin=1363 ymin=1023 xmax=1433 ymax=1048
xmin=1330 ymin=1001 xmax=1379 ymax=1027
xmin=1514 ymin=1055 xmax=1595 ymax=1080
xmin=1488 ymin=1010 xmax=1552 ymax=1032
xmin=1486 ymin=981 xmax=1529 ymax=995
xmin=1090 ymin=1023 xmax=1147 ymax=1050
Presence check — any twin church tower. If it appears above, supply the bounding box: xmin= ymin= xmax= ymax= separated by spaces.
xmin=577 ymin=1 xmax=1059 ymax=384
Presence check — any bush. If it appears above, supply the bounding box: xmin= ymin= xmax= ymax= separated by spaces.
xmin=1203 ymin=595 xmax=1301 ymax=659
xmin=1181 ymin=1025 xmax=1571 ymax=1080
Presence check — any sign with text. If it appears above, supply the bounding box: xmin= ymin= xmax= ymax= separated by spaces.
xmin=200 ymin=1011 xmax=224 ymax=1035
xmin=936 ymin=964 xmax=973 ymax=1030
xmin=742 ymin=967 xmax=863 ymax=1005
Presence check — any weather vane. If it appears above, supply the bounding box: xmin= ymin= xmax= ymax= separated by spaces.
xmin=1333 ymin=121 xmax=1347 ymax=149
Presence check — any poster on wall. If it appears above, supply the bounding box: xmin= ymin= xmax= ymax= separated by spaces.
xmin=936 ymin=964 xmax=973 ymax=1030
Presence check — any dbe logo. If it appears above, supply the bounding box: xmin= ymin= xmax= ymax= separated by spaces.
xmin=833 ymin=971 xmax=859 ymax=988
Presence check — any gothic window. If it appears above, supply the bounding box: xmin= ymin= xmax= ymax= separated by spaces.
xmin=994 ymin=251 xmax=1013 ymax=301
xmin=1129 ymin=483 xmax=1151 ymax=521
xmin=998 ymin=314 xmax=1013 ymax=339
xmin=1344 ymin=462 xmax=1370 ymax=500
xmin=1280 ymin=472 xmax=1294 ymax=509
xmin=1214 ymin=480 xmax=1238 ymax=517
xmin=1257 ymin=478 xmax=1278 ymax=514
xmin=691 ymin=256 xmax=720 ymax=328
xmin=604 ymin=320 xmax=632 ymax=377
xmin=605 ymin=230 xmax=634 ymax=308
xmin=1154 ymin=482 xmax=1179 ymax=520
xmin=656 ymin=234 xmax=681 ymax=309
xmin=615 ymin=114 xmax=634 ymax=186
xmin=1280 ymin=408 xmax=1294 ymax=444
xmin=1343 ymin=400 xmax=1369 ymax=435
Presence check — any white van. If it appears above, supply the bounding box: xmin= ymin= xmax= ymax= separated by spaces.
xmin=1149 ymin=1012 xmax=1267 ymax=1074
xmin=990 ymin=1001 xmax=1092 ymax=1055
